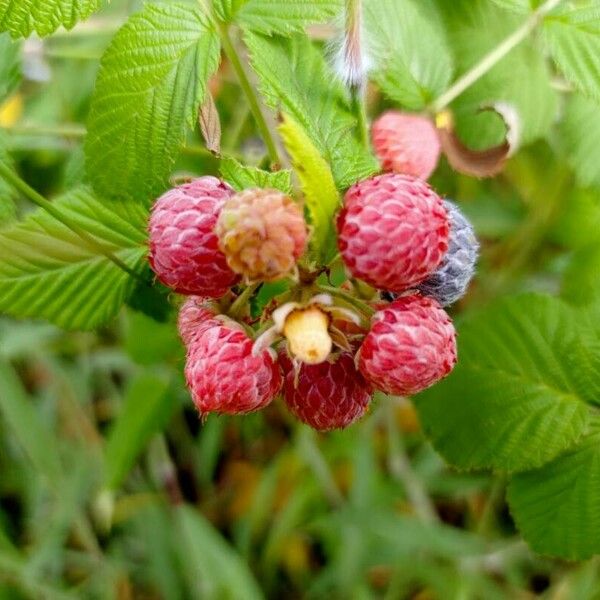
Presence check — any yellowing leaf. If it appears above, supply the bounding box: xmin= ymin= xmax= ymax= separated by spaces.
xmin=278 ymin=113 xmax=339 ymax=263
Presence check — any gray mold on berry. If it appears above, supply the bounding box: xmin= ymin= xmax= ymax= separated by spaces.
xmin=417 ymin=201 xmax=479 ymax=307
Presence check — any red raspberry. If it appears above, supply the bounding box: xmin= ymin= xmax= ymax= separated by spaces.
xmin=358 ymin=295 xmax=457 ymax=396
xmin=148 ymin=177 xmax=239 ymax=297
xmin=280 ymin=352 xmax=372 ymax=431
xmin=185 ymin=322 xmax=282 ymax=415
xmin=337 ymin=174 xmax=449 ymax=293
xmin=372 ymin=111 xmax=441 ymax=180
xmin=177 ymin=297 xmax=220 ymax=346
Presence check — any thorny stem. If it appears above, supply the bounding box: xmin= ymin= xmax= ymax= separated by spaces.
xmin=430 ymin=0 xmax=563 ymax=113
xmin=0 ymin=161 xmax=147 ymax=283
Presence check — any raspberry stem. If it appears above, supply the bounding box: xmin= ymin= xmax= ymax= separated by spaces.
xmin=0 ymin=161 xmax=148 ymax=284
xmin=430 ymin=0 xmax=563 ymax=113
xmin=228 ymin=283 xmax=261 ymax=319
xmin=317 ymin=285 xmax=375 ymax=320
xmin=216 ymin=23 xmax=281 ymax=168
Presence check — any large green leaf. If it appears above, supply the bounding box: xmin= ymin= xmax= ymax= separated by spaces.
xmin=104 ymin=372 xmax=172 ymax=489
xmin=559 ymin=94 xmax=600 ymax=188
xmin=439 ymin=1 xmax=558 ymax=149
xmin=0 ymin=186 xmax=148 ymax=329
xmin=85 ymin=3 xmax=220 ymax=204
xmin=508 ymin=417 xmax=600 ymax=560
xmin=365 ymin=0 xmax=453 ymax=110
xmin=279 ymin=114 xmax=339 ymax=263
xmin=0 ymin=33 xmax=20 ymax=102
xmin=0 ymin=0 xmax=102 ymax=38
xmin=544 ymin=6 xmax=600 ymax=101
xmin=416 ymin=294 xmax=596 ymax=473
xmin=236 ymin=0 xmax=342 ymax=35
xmin=220 ymin=156 xmax=293 ymax=194
xmin=244 ymin=31 xmax=378 ymax=189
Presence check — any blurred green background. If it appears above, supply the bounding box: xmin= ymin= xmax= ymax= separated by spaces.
xmin=2 ymin=0 xmax=600 ymax=598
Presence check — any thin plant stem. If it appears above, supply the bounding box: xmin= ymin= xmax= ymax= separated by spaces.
xmin=476 ymin=475 xmax=506 ymax=537
xmin=317 ymin=284 xmax=376 ymax=319
xmin=430 ymin=0 xmax=563 ymax=113
xmin=383 ymin=400 xmax=439 ymax=525
xmin=228 ymin=283 xmax=261 ymax=318
xmin=217 ymin=23 xmax=281 ymax=167
xmin=0 ymin=162 xmax=146 ymax=283
xmin=344 ymin=0 xmax=369 ymax=146
xmin=297 ymin=428 xmax=344 ymax=507
xmin=351 ymin=87 xmax=369 ymax=147
xmin=3 ymin=122 xmax=86 ymax=138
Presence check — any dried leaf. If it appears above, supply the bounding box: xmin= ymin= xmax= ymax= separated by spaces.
xmin=199 ymin=92 xmax=221 ymax=154
xmin=436 ymin=105 xmax=520 ymax=178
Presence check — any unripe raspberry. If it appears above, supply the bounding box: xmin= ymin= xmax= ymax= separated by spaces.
xmin=177 ymin=296 xmax=219 ymax=346
xmin=338 ymin=174 xmax=450 ymax=293
xmin=372 ymin=111 xmax=441 ymax=180
xmin=185 ymin=323 xmax=282 ymax=415
xmin=418 ymin=201 xmax=479 ymax=306
xmin=359 ymin=295 xmax=457 ymax=396
xmin=216 ymin=188 xmax=307 ymax=282
xmin=280 ymin=352 xmax=372 ymax=431
xmin=283 ymin=306 xmax=332 ymax=365
xmin=148 ymin=177 xmax=239 ymax=297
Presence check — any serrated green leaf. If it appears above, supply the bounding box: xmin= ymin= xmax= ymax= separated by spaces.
xmin=236 ymin=0 xmax=342 ymax=35
xmin=544 ymin=7 xmax=600 ymax=101
xmin=244 ymin=31 xmax=378 ymax=189
xmin=416 ymin=294 xmax=595 ymax=473
xmin=508 ymin=417 xmax=600 ymax=560
xmin=220 ymin=156 xmax=292 ymax=194
xmin=279 ymin=113 xmax=339 ymax=263
xmin=440 ymin=1 xmax=558 ymax=149
xmin=365 ymin=0 xmax=453 ymax=110
xmin=85 ymin=3 xmax=220 ymax=204
xmin=0 ymin=186 xmax=148 ymax=330
xmin=104 ymin=372 xmax=172 ymax=489
xmin=559 ymin=94 xmax=600 ymax=188
xmin=0 ymin=0 xmax=102 ymax=38
xmin=0 ymin=33 xmax=20 ymax=102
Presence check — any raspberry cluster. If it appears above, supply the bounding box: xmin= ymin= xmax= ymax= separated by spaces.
xmin=147 ymin=110 xmax=478 ymax=431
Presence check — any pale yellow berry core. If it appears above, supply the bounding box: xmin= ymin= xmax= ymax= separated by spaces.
xmin=283 ymin=307 xmax=332 ymax=365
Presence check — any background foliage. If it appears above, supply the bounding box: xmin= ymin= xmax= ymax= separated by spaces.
xmin=2 ymin=0 xmax=600 ymax=597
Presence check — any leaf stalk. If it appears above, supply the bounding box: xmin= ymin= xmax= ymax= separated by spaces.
xmin=430 ymin=0 xmax=563 ymax=113
xmin=0 ymin=161 xmax=146 ymax=282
